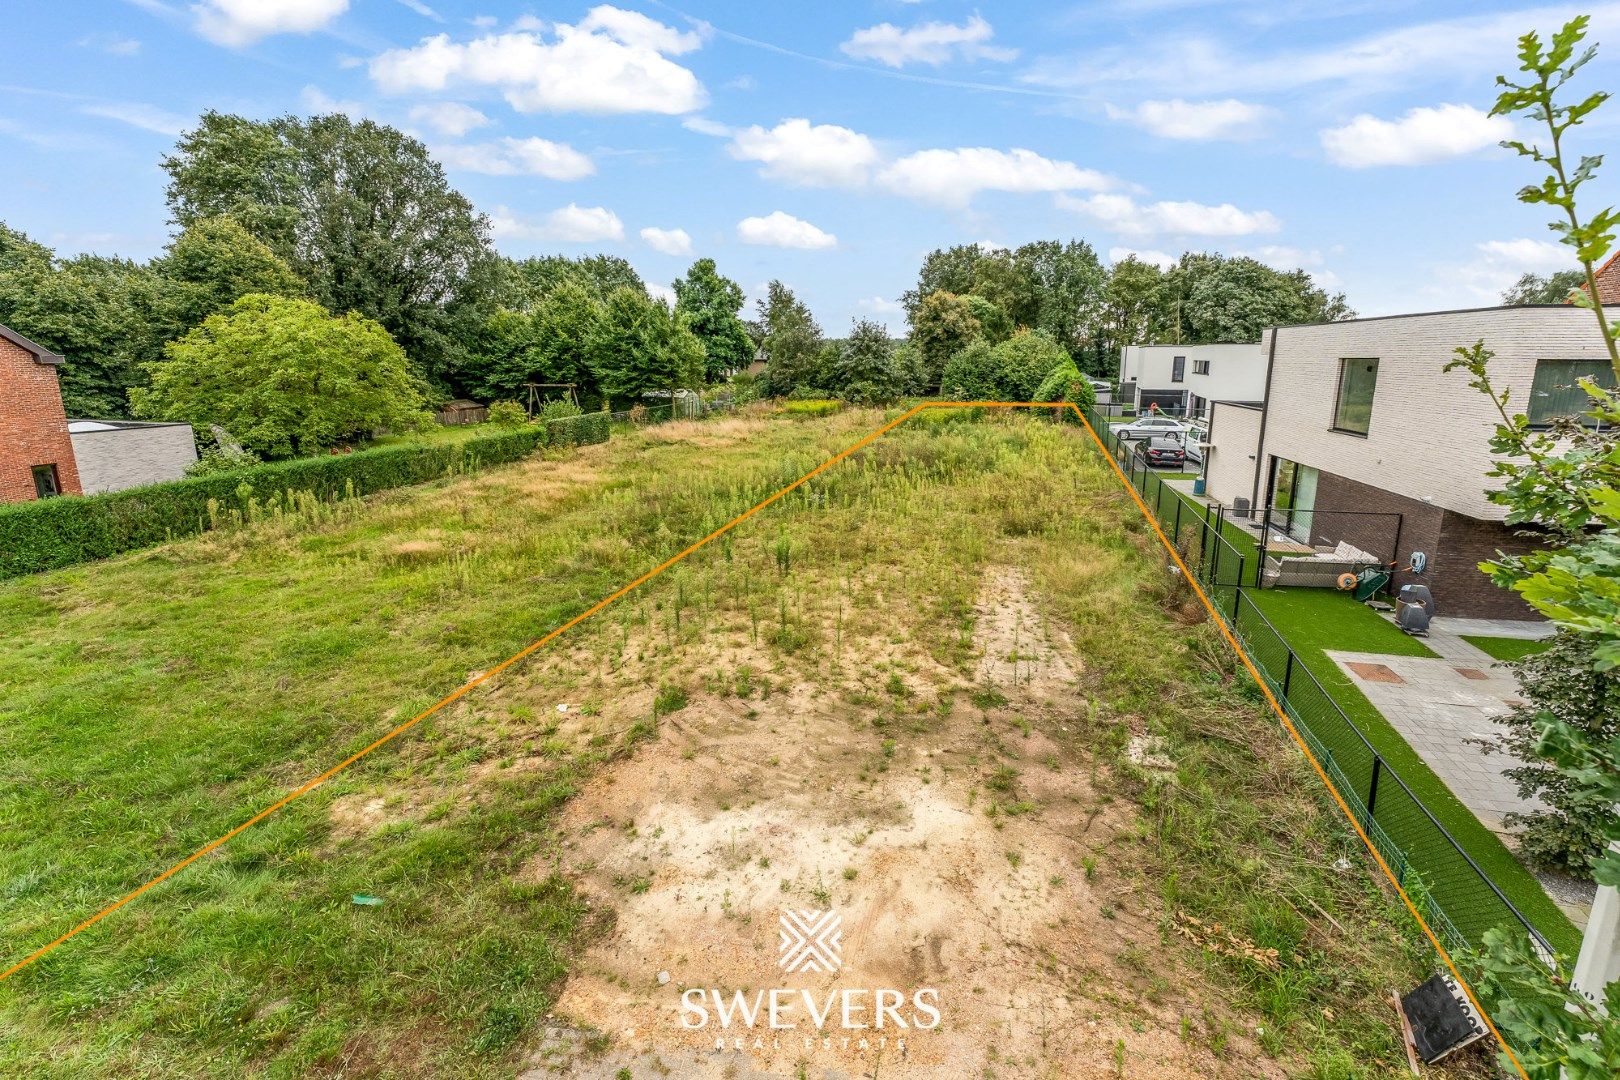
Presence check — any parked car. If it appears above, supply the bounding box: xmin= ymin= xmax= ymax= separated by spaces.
xmin=1143 ymin=436 xmax=1186 ymax=469
xmin=1181 ymin=421 xmax=1209 ymax=465
xmin=1115 ymin=416 xmax=1187 ymax=441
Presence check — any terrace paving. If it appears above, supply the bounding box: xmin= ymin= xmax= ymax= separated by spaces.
xmin=1327 ymin=618 xmax=1551 ymax=834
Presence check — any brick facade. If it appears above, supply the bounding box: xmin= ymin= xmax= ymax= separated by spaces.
xmin=0 ymin=328 xmax=82 ymax=503
xmin=1594 ymin=251 xmax=1620 ymax=306
xmin=1306 ymin=468 xmax=1542 ymax=618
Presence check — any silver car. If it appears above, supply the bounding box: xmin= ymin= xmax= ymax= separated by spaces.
xmin=1115 ymin=416 xmax=1187 ymax=441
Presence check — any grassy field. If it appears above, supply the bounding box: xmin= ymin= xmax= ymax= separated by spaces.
xmin=0 ymin=409 xmax=1489 ymax=1077
xmin=1461 ymin=635 xmax=1553 ymax=663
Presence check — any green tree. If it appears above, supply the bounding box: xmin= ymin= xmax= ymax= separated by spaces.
xmin=1502 ymin=268 xmax=1588 ymax=305
xmin=588 ymin=288 xmax=703 ymax=404
xmin=963 ymin=294 xmax=1013 ymax=344
xmin=163 ymin=111 xmax=498 ymax=390
xmin=130 ymin=294 xmax=428 ymax=459
xmin=828 ymin=318 xmax=902 ymax=402
xmin=510 ymin=253 xmax=646 ymax=307
xmin=0 ymin=240 xmax=158 ymax=418
xmin=149 ymin=215 xmax=305 ymax=342
xmin=1101 ymin=257 xmax=1167 ymax=359
xmin=909 ymin=290 xmax=982 ymax=391
xmin=940 ymin=340 xmax=1000 ymax=400
xmin=757 ymin=281 xmax=824 ymax=396
xmin=992 ymin=330 xmax=1070 ymax=401
xmin=1443 ymin=18 xmax=1620 ymax=1079
xmin=901 ymin=243 xmax=985 ymax=322
xmin=673 ymin=258 xmax=754 ymax=380
xmin=1178 ymin=255 xmax=1352 ymax=343
xmin=1015 ymin=239 xmax=1107 ymax=358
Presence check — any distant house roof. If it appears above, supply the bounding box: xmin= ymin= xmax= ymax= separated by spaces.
xmin=1591 ymin=250 xmax=1620 ymax=306
xmin=0 ymin=323 xmax=64 ymax=365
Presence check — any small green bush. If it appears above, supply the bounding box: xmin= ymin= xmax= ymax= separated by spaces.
xmin=186 ymin=445 xmax=261 ymax=477
xmin=0 ymin=426 xmax=553 ymax=579
xmin=487 ymin=400 xmax=527 ymax=427
xmin=538 ymin=398 xmax=583 ymax=422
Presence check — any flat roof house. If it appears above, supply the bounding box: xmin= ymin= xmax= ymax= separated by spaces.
xmin=1202 ymin=305 xmax=1616 ymax=618
xmin=1117 ymin=342 xmax=1266 ymax=418
xmin=1 ymin=323 xmax=84 ymax=502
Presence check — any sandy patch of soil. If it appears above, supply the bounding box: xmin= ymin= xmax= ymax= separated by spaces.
xmin=507 ymin=568 xmax=1282 ymax=1079
xmin=638 ymin=417 xmax=768 ymax=449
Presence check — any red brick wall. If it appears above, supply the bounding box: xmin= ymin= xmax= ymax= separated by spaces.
xmin=0 ymin=338 xmax=82 ymax=501
xmin=1594 ymin=252 xmax=1620 ymax=306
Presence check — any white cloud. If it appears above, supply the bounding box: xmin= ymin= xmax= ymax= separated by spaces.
xmin=1108 ymin=247 xmax=1177 ymax=270
xmin=737 ymin=211 xmax=837 ymax=250
xmin=857 ymin=296 xmax=903 ymax=314
xmin=369 ymin=7 xmax=707 ymax=115
xmin=576 ymin=5 xmax=704 ymax=54
xmin=878 ymin=147 xmax=1117 ymax=208
xmin=1021 ymin=6 xmax=1620 ymax=97
xmin=647 ymin=281 xmax=678 ymax=306
xmin=1320 ymin=103 xmax=1514 ymax=167
xmin=408 ymin=102 xmax=491 ymax=136
xmin=1437 ymin=237 xmax=1572 ymax=304
xmin=728 ymin=118 xmax=880 ymax=188
xmin=299 ymin=85 xmax=368 ymax=120
xmin=682 ymin=117 xmax=732 ymax=137
xmin=840 ymin=15 xmax=1017 ymax=68
xmin=1062 ymin=193 xmax=1280 ymax=236
xmin=490 ymin=203 xmax=625 ymax=243
xmin=1106 ymin=98 xmax=1269 ymax=141
xmin=193 ymin=0 xmax=349 ymax=47
xmin=640 ymin=226 xmax=693 ymax=256
xmin=79 ymin=101 xmax=189 ymax=136
xmin=394 ymin=0 xmax=443 ymax=20
xmin=79 ymin=35 xmax=142 ymax=55
xmin=436 ymin=137 xmax=595 ymax=179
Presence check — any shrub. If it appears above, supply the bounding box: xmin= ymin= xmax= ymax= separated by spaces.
xmin=186 ymin=445 xmax=261 ymax=477
xmin=0 ymin=426 xmax=552 ymax=579
xmin=1485 ymin=631 xmax=1620 ymax=878
xmin=547 ymin=409 xmax=609 ymax=448
xmin=538 ymin=398 xmax=583 ymax=422
xmin=940 ymin=340 xmax=999 ymax=401
xmin=1033 ymin=359 xmax=1098 ymax=411
xmin=487 ymin=400 xmax=527 ymax=427
xmin=991 ymin=330 xmax=1068 ymax=401
xmin=785 ymin=385 xmax=836 ymax=402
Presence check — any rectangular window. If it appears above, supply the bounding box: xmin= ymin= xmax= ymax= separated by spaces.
xmin=1528 ymin=359 xmax=1618 ymax=427
xmin=1171 ymin=355 xmax=1186 ymax=382
xmin=31 ymin=464 xmax=61 ymax=499
xmin=1193 ymin=357 xmax=1210 ymax=375
xmin=1332 ymin=358 xmax=1378 ymax=435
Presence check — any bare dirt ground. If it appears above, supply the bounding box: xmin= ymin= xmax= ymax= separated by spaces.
xmin=500 ymin=567 xmax=1285 ymax=1079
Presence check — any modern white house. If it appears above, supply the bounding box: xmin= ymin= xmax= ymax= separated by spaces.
xmin=1116 ymin=342 xmax=1266 ymax=418
xmin=1202 ymin=304 xmax=1616 ymax=618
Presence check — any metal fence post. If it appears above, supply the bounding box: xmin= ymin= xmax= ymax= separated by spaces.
xmin=1173 ymin=494 xmax=1183 ymax=547
xmin=1368 ymin=755 xmax=1383 ymax=817
xmin=1282 ymin=650 xmax=1295 ymax=699
xmin=1231 ymin=578 xmax=1243 ymax=622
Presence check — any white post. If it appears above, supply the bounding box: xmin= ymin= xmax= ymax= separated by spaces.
xmin=1572 ymin=847 xmax=1620 ymax=1013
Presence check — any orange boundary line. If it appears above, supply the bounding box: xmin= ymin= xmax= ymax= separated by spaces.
xmin=0 ymin=401 xmax=1528 ymax=1078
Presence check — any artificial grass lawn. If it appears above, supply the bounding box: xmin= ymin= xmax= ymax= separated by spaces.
xmin=0 ymin=411 xmax=1474 ymax=1076
xmin=1462 ymin=635 xmax=1553 ymax=663
xmin=1244 ymin=589 xmax=1578 ymax=955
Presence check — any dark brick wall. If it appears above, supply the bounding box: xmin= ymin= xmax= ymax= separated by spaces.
xmin=1299 ymin=466 xmax=1541 ymax=619
xmin=1433 ymin=510 xmax=1546 ymax=620
xmin=0 ymin=338 xmax=82 ymax=502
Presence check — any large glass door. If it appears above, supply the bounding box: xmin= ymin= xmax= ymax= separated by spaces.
xmin=1269 ymin=458 xmax=1318 ymax=542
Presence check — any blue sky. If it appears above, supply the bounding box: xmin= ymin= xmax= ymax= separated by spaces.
xmin=5 ymin=0 xmax=1620 ymax=332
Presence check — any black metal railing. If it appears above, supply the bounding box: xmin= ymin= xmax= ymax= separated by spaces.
xmin=1076 ymin=403 xmax=1556 ymax=963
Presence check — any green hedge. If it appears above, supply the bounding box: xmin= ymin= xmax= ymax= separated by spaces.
xmin=0 ymin=425 xmax=565 ymax=579
xmin=547 ymin=410 xmax=610 ymax=448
